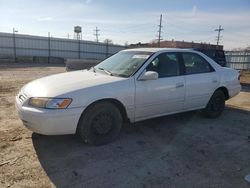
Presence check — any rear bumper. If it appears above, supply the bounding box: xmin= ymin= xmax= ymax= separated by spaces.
xmin=229 ymin=85 xmax=241 ymax=98
xmin=15 ymin=96 xmax=84 ymax=135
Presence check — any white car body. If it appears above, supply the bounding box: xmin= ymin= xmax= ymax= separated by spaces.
xmin=16 ymin=48 xmax=241 ymax=135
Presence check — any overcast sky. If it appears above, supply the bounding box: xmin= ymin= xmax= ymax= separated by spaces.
xmin=0 ymin=0 xmax=249 ymax=50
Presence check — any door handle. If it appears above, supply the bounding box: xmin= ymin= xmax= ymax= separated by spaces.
xmin=212 ymin=79 xmax=218 ymax=83
xmin=176 ymin=83 xmax=184 ymax=88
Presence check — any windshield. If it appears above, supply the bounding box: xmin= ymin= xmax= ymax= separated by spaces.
xmin=95 ymin=51 xmax=153 ymax=77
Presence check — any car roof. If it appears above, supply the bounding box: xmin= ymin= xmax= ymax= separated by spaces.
xmin=194 ymin=48 xmax=224 ymax=52
xmin=122 ymin=48 xmax=197 ymax=53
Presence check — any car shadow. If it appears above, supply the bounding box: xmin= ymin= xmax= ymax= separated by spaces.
xmin=32 ymin=108 xmax=250 ymax=187
xmin=32 ymin=111 xmax=198 ymax=187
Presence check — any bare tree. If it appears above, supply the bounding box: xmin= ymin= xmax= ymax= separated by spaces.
xmin=104 ymin=39 xmax=113 ymax=44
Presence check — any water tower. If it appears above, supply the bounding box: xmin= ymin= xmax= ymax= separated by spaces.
xmin=74 ymin=26 xmax=82 ymax=40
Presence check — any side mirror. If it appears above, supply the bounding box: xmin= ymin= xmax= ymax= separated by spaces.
xmin=139 ymin=71 xmax=158 ymax=81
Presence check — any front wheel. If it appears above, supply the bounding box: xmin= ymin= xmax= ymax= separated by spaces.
xmin=77 ymin=102 xmax=122 ymax=146
xmin=202 ymin=90 xmax=225 ymax=118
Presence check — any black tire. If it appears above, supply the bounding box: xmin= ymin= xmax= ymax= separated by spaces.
xmin=203 ymin=90 xmax=225 ymax=118
xmin=77 ymin=102 xmax=122 ymax=146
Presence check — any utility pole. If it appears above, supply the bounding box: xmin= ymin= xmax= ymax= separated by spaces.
xmin=157 ymin=14 xmax=163 ymax=47
xmin=94 ymin=27 xmax=100 ymax=42
xmin=215 ymin=25 xmax=224 ymax=46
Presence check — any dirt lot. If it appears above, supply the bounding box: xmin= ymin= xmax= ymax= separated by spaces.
xmin=240 ymin=71 xmax=250 ymax=85
xmin=0 ymin=64 xmax=250 ymax=188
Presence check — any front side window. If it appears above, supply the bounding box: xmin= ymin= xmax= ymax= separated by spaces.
xmin=182 ymin=53 xmax=214 ymax=75
xmin=146 ymin=53 xmax=180 ymax=78
xmin=95 ymin=51 xmax=153 ymax=77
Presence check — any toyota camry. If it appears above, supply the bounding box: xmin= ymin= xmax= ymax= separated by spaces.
xmin=16 ymin=48 xmax=241 ymax=145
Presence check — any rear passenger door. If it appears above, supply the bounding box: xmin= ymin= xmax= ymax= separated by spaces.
xmin=181 ymin=52 xmax=219 ymax=110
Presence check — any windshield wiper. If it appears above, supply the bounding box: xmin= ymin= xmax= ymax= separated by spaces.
xmin=98 ymin=67 xmax=113 ymax=76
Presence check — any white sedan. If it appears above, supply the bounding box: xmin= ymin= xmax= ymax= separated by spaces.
xmin=16 ymin=48 xmax=241 ymax=145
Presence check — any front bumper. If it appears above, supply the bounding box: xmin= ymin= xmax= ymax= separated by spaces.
xmin=15 ymin=96 xmax=84 ymax=135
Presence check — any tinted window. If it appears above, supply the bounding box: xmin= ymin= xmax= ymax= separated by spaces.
xmin=182 ymin=53 xmax=214 ymax=75
xmin=201 ymin=50 xmax=216 ymax=58
xmin=146 ymin=53 xmax=180 ymax=78
xmin=215 ymin=50 xmax=225 ymax=58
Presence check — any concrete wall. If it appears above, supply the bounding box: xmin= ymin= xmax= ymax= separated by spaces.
xmin=65 ymin=59 xmax=100 ymax=71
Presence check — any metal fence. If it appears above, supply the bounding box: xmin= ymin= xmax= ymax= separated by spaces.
xmin=0 ymin=32 xmax=126 ymax=60
xmin=225 ymin=51 xmax=250 ymax=70
xmin=1 ymin=32 xmax=249 ymax=69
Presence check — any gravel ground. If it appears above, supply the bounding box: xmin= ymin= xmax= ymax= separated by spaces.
xmin=0 ymin=64 xmax=250 ymax=188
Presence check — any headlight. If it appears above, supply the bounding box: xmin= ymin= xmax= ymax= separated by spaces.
xmin=29 ymin=98 xmax=72 ymax=109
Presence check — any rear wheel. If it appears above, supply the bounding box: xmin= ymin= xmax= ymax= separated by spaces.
xmin=203 ymin=90 xmax=225 ymax=118
xmin=77 ymin=102 xmax=122 ymax=146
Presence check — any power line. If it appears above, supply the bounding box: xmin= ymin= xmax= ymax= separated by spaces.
xmin=93 ymin=26 xmax=100 ymax=42
xmin=215 ymin=25 xmax=224 ymax=45
xmin=156 ymin=14 xmax=163 ymax=47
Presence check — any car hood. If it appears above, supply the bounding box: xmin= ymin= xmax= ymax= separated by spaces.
xmin=22 ymin=70 xmax=125 ymax=97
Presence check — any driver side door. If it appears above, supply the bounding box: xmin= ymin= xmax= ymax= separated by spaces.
xmin=135 ymin=52 xmax=185 ymax=121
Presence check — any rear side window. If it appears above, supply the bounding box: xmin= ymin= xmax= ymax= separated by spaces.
xmin=182 ymin=53 xmax=214 ymax=75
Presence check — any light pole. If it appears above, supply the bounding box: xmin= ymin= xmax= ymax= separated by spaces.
xmin=13 ymin=28 xmax=18 ymax=63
